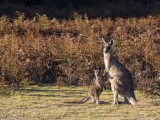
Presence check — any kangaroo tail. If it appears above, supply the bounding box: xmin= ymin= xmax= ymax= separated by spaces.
xmin=129 ymin=97 xmax=137 ymax=105
xmin=79 ymin=96 xmax=90 ymax=104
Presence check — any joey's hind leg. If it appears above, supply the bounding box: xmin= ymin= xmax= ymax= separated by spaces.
xmin=91 ymin=97 xmax=96 ymax=103
xmin=95 ymin=96 xmax=100 ymax=104
xmin=95 ymin=91 xmax=100 ymax=104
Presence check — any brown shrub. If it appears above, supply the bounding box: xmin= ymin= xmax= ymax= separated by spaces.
xmin=0 ymin=13 xmax=159 ymax=95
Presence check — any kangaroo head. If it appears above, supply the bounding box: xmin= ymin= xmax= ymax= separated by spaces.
xmin=94 ymin=66 xmax=101 ymax=77
xmin=102 ymin=38 xmax=113 ymax=54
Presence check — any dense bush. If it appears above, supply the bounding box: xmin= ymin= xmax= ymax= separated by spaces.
xmin=0 ymin=13 xmax=159 ymax=95
xmin=0 ymin=0 xmax=160 ymax=19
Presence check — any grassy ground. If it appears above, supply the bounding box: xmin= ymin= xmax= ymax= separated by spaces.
xmin=0 ymin=85 xmax=160 ymax=120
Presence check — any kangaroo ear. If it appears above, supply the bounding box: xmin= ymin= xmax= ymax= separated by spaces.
xmin=102 ymin=38 xmax=107 ymax=45
xmin=110 ymin=39 xmax=114 ymax=45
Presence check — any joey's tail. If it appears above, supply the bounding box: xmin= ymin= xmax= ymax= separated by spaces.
xmin=79 ymin=96 xmax=90 ymax=104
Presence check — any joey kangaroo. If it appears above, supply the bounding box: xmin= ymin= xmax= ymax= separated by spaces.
xmin=102 ymin=39 xmax=137 ymax=105
xmin=79 ymin=66 xmax=106 ymax=104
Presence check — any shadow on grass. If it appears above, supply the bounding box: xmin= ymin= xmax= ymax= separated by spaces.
xmin=63 ymin=100 xmax=132 ymax=105
xmin=17 ymin=86 xmax=87 ymax=98
xmin=18 ymin=85 xmax=86 ymax=93
xmin=26 ymin=94 xmax=85 ymax=98
xmin=64 ymin=100 xmax=111 ymax=105
xmin=27 ymin=94 xmax=69 ymax=97
xmin=18 ymin=88 xmax=84 ymax=93
xmin=153 ymin=102 xmax=160 ymax=106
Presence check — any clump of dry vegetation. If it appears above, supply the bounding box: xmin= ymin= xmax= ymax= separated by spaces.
xmin=0 ymin=12 xmax=159 ymax=95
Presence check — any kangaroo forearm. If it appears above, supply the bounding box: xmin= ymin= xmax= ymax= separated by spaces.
xmin=105 ymin=68 xmax=109 ymax=72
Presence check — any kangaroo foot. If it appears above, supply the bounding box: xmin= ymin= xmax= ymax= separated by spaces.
xmin=96 ymin=101 xmax=99 ymax=105
xmin=111 ymin=101 xmax=119 ymax=105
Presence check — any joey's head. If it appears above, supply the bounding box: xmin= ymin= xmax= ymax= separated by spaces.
xmin=94 ymin=66 xmax=101 ymax=77
xmin=102 ymin=38 xmax=113 ymax=55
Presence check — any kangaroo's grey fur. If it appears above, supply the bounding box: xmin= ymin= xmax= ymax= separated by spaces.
xmin=79 ymin=66 xmax=106 ymax=104
xmin=102 ymin=38 xmax=137 ymax=105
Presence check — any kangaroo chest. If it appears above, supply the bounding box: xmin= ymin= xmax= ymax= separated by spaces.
xmin=104 ymin=54 xmax=111 ymax=72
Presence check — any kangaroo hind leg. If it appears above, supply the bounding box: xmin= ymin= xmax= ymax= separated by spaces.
xmin=111 ymin=85 xmax=119 ymax=105
xmin=91 ymin=96 xmax=96 ymax=103
xmin=112 ymin=92 xmax=118 ymax=105
xmin=124 ymin=96 xmax=129 ymax=104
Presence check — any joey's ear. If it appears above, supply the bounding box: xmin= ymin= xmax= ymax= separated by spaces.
xmin=98 ymin=66 xmax=101 ymax=70
xmin=102 ymin=38 xmax=107 ymax=45
xmin=94 ymin=66 xmax=97 ymax=70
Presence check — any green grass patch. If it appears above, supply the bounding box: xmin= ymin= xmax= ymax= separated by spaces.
xmin=0 ymin=85 xmax=160 ymax=120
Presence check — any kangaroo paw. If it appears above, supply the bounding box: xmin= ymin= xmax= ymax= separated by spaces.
xmin=111 ymin=101 xmax=119 ymax=105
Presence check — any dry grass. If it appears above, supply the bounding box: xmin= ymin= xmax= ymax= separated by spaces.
xmin=0 ymin=85 xmax=160 ymax=120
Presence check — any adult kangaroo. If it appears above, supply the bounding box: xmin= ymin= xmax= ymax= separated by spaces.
xmin=102 ymin=39 xmax=137 ymax=105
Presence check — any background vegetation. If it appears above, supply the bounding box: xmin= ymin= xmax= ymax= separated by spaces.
xmin=0 ymin=0 xmax=160 ymax=19
xmin=0 ymin=0 xmax=160 ymax=96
